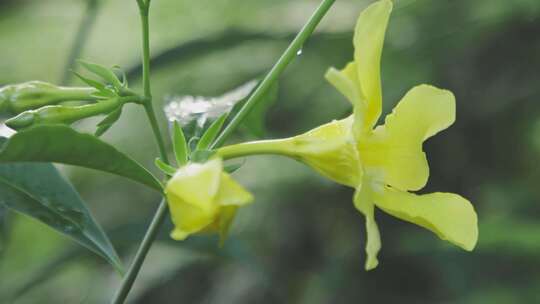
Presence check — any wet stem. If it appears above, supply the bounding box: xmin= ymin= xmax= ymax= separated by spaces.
xmin=111 ymin=0 xmax=336 ymax=303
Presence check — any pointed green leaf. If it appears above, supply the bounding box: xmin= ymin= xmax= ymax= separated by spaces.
xmin=113 ymin=66 xmax=129 ymax=88
xmin=224 ymin=161 xmax=244 ymax=174
xmin=78 ymin=60 xmax=123 ymax=90
xmin=172 ymin=121 xmax=188 ymax=166
xmin=95 ymin=106 xmax=123 ymax=137
xmin=188 ymin=136 xmax=200 ymax=154
xmin=196 ymin=113 xmax=228 ymax=151
xmin=190 ymin=149 xmax=215 ymax=163
xmin=154 ymin=158 xmax=176 ymax=176
xmin=72 ymin=71 xmax=108 ymax=92
xmin=0 ymin=125 xmax=162 ymax=192
xmin=0 ymin=157 xmax=122 ymax=271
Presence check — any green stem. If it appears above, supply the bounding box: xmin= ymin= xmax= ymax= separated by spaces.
xmin=111 ymin=199 xmax=168 ymax=304
xmin=111 ymin=0 xmax=336 ymax=302
xmin=210 ymin=0 xmax=336 ymax=149
xmin=111 ymin=2 xmax=170 ymax=304
xmin=216 ymin=139 xmax=295 ymax=160
xmin=138 ymin=3 xmax=169 ymax=163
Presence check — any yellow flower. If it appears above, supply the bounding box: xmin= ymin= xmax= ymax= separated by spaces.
xmin=165 ymin=158 xmax=253 ymax=242
xmin=217 ymin=0 xmax=477 ymax=270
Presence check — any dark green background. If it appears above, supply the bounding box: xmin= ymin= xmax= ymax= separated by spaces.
xmin=1 ymin=0 xmax=540 ymax=303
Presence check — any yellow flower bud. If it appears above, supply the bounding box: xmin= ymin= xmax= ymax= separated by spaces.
xmin=165 ymin=158 xmax=253 ymax=241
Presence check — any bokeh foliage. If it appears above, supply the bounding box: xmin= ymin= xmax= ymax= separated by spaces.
xmin=1 ymin=0 xmax=540 ymax=303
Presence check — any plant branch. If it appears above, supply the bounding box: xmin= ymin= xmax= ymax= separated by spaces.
xmin=111 ymin=199 xmax=168 ymax=304
xmin=211 ymin=0 xmax=336 ymax=148
xmin=110 ymin=2 xmax=170 ymax=304
xmin=138 ymin=1 xmax=169 ymax=164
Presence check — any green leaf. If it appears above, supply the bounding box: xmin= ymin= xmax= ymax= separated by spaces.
xmin=196 ymin=113 xmax=228 ymax=151
xmin=0 ymin=158 xmax=123 ymax=271
xmin=95 ymin=106 xmax=122 ymax=137
xmin=113 ymin=66 xmax=129 ymax=88
xmin=78 ymin=60 xmax=123 ymax=90
xmin=154 ymin=158 xmax=176 ymax=176
xmin=0 ymin=125 xmax=162 ymax=192
xmin=190 ymin=150 xmax=215 ymax=163
xmin=72 ymin=71 xmax=107 ymax=92
xmin=172 ymin=121 xmax=188 ymax=166
xmin=224 ymin=161 xmax=244 ymax=173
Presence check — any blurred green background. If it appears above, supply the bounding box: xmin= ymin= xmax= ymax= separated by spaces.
xmin=2 ymin=0 xmax=540 ymax=303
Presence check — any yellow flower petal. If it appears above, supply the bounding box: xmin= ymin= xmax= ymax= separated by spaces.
xmin=353 ymin=0 xmax=392 ymax=129
xmin=359 ymin=85 xmax=455 ymax=191
xmin=216 ymin=173 xmax=254 ymax=206
xmin=373 ymin=187 xmax=478 ymax=251
xmin=217 ymin=206 xmax=239 ymax=246
xmin=325 ymin=62 xmax=363 ymax=106
xmin=353 ymin=183 xmax=381 ymax=270
xmin=384 ymin=84 xmax=456 ymax=141
xmin=166 ymin=158 xmax=222 ymax=211
xmin=325 ymin=62 xmax=365 ymax=137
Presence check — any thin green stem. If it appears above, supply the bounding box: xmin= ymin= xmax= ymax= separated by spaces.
xmin=138 ymin=3 xmax=169 ymax=163
xmin=110 ymin=2 xmax=170 ymax=304
xmin=111 ymin=199 xmax=168 ymax=304
xmin=144 ymin=102 xmax=169 ymax=162
xmin=216 ymin=139 xmax=295 ymax=160
xmin=211 ymin=0 xmax=336 ymax=149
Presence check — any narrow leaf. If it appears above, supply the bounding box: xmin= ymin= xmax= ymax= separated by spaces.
xmin=172 ymin=121 xmax=188 ymax=166
xmin=224 ymin=161 xmax=245 ymax=174
xmin=78 ymin=60 xmax=123 ymax=90
xmin=95 ymin=106 xmax=123 ymax=137
xmin=154 ymin=158 xmax=176 ymax=176
xmin=113 ymin=66 xmax=129 ymax=88
xmin=72 ymin=71 xmax=108 ymax=92
xmin=0 ymin=125 xmax=162 ymax=192
xmin=188 ymin=136 xmax=200 ymax=153
xmin=0 ymin=157 xmax=123 ymax=271
xmin=196 ymin=113 xmax=228 ymax=151
xmin=190 ymin=150 xmax=215 ymax=163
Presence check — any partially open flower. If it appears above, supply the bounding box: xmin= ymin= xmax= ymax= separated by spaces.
xmin=165 ymin=158 xmax=253 ymax=241
xmin=217 ymin=0 xmax=478 ymax=270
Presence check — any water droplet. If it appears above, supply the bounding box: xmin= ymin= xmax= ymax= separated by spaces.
xmin=163 ymin=80 xmax=258 ymax=126
xmin=297 ymin=49 xmax=303 ymax=56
